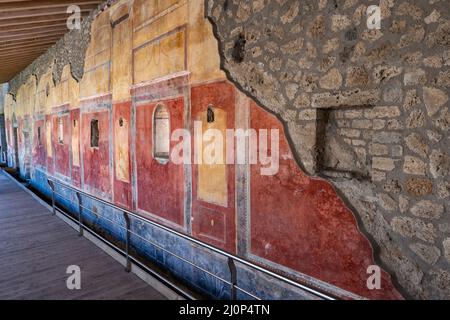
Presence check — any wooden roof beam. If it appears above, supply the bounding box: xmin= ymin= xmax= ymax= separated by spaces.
xmin=0 ymin=4 xmax=99 ymax=20
xmin=0 ymin=0 xmax=102 ymax=12
xmin=0 ymin=12 xmax=90 ymax=27
xmin=0 ymin=37 xmax=61 ymax=50
xmin=0 ymin=30 xmax=67 ymax=42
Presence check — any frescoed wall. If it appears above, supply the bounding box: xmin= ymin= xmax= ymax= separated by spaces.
xmin=2 ymin=0 xmax=403 ymax=300
xmin=0 ymin=84 xmax=8 ymax=164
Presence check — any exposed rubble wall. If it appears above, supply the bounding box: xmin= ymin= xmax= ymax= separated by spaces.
xmin=206 ymin=0 xmax=450 ymax=299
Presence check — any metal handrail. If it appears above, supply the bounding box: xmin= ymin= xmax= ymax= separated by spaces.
xmin=47 ymin=177 xmax=338 ymax=300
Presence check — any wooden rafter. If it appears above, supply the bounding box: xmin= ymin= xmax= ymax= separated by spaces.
xmin=0 ymin=0 xmax=103 ymax=83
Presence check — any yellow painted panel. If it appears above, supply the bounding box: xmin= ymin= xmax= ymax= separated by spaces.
xmin=133 ymin=0 xmax=157 ymax=27
xmin=133 ymin=29 xmax=185 ymax=84
xmin=158 ymin=0 xmax=179 ymax=13
xmin=53 ymin=81 xmax=63 ymax=107
xmin=15 ymin=75 xmax=36 ymax=117
xmin=37 ymin=91 xmax=45 ymax=113
xmin=69 ymin=76 xmax=80 ymax=110
xmin=95 ymin=28 xmax=111 ymax=53
xmin=197 ymin=108 xmax=228 ymax=206
xmin=114 ymin=118 xmax=130 ymax=182
xmin=62 ymin=80 xmax=69 ymax=104
xmin=132 ymin=2 xmax=188 ymax=49
xmin=79 ymin=72 xmax=93 ymax=98
xmin=94 ymin=49 xmax=111 ymax=67
xmin=58 ymin=66 xmax=71 ymax=105
xmin=61 ymin=64 xmax=70 ymax=80
xmin=91 ymin=9 xmax=108 ymax=29
xmin=188 ymin=0 xmax=225 ymax=83
xmin=63 ymin=64 xmax=80 ymax=110
xmin=37 ymin=69 xmax=55 ymax=113
xmin=81 ymin=11 xmax=112 ymax=99
xmin=95 ymin=63 xmax=110 ymax=94
xmin=4 ymin=94 xmax=15 ymax=119
xmin=72 ymin=119 xmax=80 ymax=167
xmin=46 ymin=120 xmax=52 ymax=158
xmin=133 ymin=0 xmax=179 ymax=28
xmin=15 ymin=90 xmax=24 ymax=117
xmin=110 ymin=0 xmax=130 ymax=22
xmin=133 ymin=41 xmax=156 ymax=83
xmin=111 ymin=17 xmax=132 ymax=101
xmin=82 ymin=11 xmax=111 ymax=92
xmin=91 ymin=10 xmax=110 ymax=44
xmin=84 ymin=44 xmax=95 ymax=70
xmin=80 ymin=63 xmax=110 ymax=98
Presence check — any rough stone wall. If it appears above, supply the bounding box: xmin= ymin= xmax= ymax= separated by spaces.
xmin=206 ymin=0 xmax=450 ymax=299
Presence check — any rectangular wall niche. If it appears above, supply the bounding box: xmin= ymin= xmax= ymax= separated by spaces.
xmin=316 ymin=108 xmax=370 ymax=179
xmin=153 ymin=104 xmax=170 ymax=160
xmin=90 ymin=119 xmax=99 ymax=148
xmin=37 ymin=127 xmax=42 ymax=146
xmin=57 ymin=117 xmax=64 ymax=144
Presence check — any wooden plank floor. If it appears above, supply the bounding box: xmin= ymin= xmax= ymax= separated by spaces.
xmin=0 ymin=172 xmax=167 ymax=300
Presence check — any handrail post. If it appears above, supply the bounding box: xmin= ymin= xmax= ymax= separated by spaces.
xmin=124 ymin=212 xmax=131 ymax=272
xmin=75 ymin=192 xmax=83 ymax=237
xmin=228 ymin=257 xmax=237 ymax=300
xmin=48 ymin=179 xmax=56 ymax=215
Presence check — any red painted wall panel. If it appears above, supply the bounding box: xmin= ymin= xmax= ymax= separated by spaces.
xmin=53 ymin=114 xmax=70 ymax=178
xmin=81 ymin=110 xmax=111 ymax=196
xmin=249 ymin=102 xmax=401 ymax=299
xmin=191 ymin=81 xmax=236 ymax=253
xmin=33 ymin=120 xmax=45 ymax=167
xmin=135 ymin=98 xmax=185 ymax=227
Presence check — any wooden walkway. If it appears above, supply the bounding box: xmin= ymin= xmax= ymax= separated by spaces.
xmin=0 ymin=171 xmax=167 ymax=300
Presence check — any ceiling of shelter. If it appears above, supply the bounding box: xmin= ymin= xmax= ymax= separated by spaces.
xmin=0 ymin=0 xmax=103 ymax=83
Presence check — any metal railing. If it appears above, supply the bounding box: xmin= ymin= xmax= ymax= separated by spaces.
xmin=47 ymin=177 xmax=337 ymax=301
xmin=0 ymin=151 xmax=6 ymax=163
